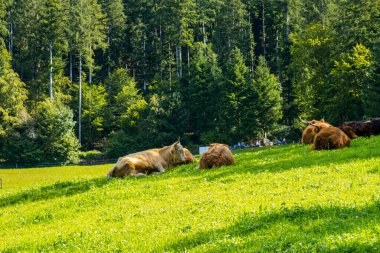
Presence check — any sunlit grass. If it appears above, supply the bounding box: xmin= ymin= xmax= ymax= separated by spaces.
xmin=0 ymin=137 xmax=379 ymax=252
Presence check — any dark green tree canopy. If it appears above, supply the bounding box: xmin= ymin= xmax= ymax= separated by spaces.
xmin=1 ymin=0 xmax=379 ymax=163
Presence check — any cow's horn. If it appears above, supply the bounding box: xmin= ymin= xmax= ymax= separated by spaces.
xmin=298 ymin=117 xmax=309 ymax=124
xmin=175 ymin=137 xmax=180 ymax=144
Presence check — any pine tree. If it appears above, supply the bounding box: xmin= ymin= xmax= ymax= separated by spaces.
xmin=214 ymin=0 xmax=254 ymax=69
xmin=180 ymin=43 xmax=224 ymax=143
xmin=12 ymin=0 xmax=45 ymax=102
xmin=39 ymin=0 xmax=70 ymax=100
xmin=104 ymin=68 xmax=147 ymax=132
xmin=252 ymin=56 xmax=282 ymax=141
xmin=0 ymin=1 xmax=28 ymax=140
xmin=99 ymin=0 xmax=127 ymax=76
xmin=70 ymin=0 xmax=107 ymax=144
xmin=223 ymin=47 xmax=251 ymax=142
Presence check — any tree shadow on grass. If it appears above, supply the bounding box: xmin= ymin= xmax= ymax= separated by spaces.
xmin=163 ymin=200 xmax=380 ymax=252
xmin=0 ymin=177 xmax=111 ymax=208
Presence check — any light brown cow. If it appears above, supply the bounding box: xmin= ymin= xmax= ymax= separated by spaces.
xmin=173 ymin=148 xmax=195 ymax=166
xmin=310 ymin=126 xmax=351 ymax=151
xmin=107 ymin=140 xmax=186 ymax=178
xmin=301 ymin=119 xmax=332 ymax=144
xmin=199 ymin=143 xmax=235 ymax=169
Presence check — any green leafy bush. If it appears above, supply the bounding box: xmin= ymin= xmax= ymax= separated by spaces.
xmin=1 ymin=100 xmax=79 ymax=164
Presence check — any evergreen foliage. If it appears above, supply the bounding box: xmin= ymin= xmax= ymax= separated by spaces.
xmin=0 ymin=0 xmax=379 ymax=163
xmin=2 ymin=100 xmax=79 ymax=164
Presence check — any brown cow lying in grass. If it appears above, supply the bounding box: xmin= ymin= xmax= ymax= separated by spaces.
xmin=173 ymin=148 xmax=195 ymax=166
xmin=199 ymin=143 xmax=235 ymax=169
xmin=310 ymin=126 xmax=351 ymax=151
xmin=107 ymin=140 xmax=186 ymax=178
xmin=301 ymin=119 xmax=332 ymax=144
xmin=340 ymin=125 xmax=360 ymax=139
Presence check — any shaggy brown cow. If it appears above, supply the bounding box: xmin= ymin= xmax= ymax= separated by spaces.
xmin=310 ymin=126 xmax=351 ymax=151
xmin=340 ymin=120 xmax=372 ymax=138
xmin=199 ymin=143 xmax=235 ymax=169
xmin=107 ymin=140 xmax=186 ymax=178
xmin=301 ymin=119 xmax=332 ymax=144
xmin=340 ymin=125 xmax=359 ymax=139
xmin=173 ymin=148 xmax=195 ymax=166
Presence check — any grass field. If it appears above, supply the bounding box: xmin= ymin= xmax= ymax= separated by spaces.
xmin=1 ymin=137 xmax=379 ymax=252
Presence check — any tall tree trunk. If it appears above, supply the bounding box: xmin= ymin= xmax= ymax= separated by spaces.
xmin=263 ymin=127 xmax=267 ymax=146
xmin=179 ymin=44 xmax=183 ymax=78
xmin=202 ymin=21 xmax=206 ymax=45
xmin=175 ymin=44 xmax=183 ymax=78
xmin=187 ymin=47 xmax=190 ymax=76
xmin=49 ymin=43 xmax=54 ymax=99
xmin=143 ymin=37 xmax=146 ymax=90
xmin=78 ymin=53 xmax=82 ymax=145
xmin=275 ymin=29 xmax=280 ymax=80
xmin=89 ymin=45 xmax=92 ymax=84
xmin=262 ymin=0 xmax=266 ymax=57
xmin=89 ymin=68 xmax=92 ymax=84
xmin=286 ymin=2 xmax=290 ymax=41
xmin=69 ymin=46 xmax=73 ymax=84
xmin=249 ymin=13 xmax=254 ymax=72
xmin=107 ymin=35 xmax=111 ymax=77
xmin=178 ymin=30 xmax=183 ymax=78
xmin=320 ymin=0 xmax=326 ymax=28
xmin=8 ymin=8 xmax=13 ymax=55
xmin=228 ymin=37 xmax=231 ymax=62
xmin=159 ymin=17 xmax=163 ymax=79
xmin=175 ymin=45 xmax=179 ymax=77
xmin=169 ymin=43 xmax=172 ymax=86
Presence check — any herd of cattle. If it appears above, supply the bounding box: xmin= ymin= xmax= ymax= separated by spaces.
xmin=107 ymin=140 xmax=235 ymax=178
xmin=107 ymin=118 xmax=380 ymax=178
xmin=301 ymin=118 xmax=380 ymax=150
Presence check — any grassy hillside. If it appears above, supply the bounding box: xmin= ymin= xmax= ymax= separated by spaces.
xmin=0 ymin=137 xmax=379 ymax=252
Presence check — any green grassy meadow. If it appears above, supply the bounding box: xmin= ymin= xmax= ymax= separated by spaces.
xmin=1 ymin=137 xmax=379 ymax=252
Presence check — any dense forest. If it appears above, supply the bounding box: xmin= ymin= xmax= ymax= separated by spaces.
xmin=0 ymin=0 xmax=379 ymax=164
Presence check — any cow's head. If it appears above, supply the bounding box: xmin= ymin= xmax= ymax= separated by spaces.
xmin=301 ymin=118 xmax=332 ymax=129
xmin=107 ymin=157 xmax=128 ymax=178
xmin=107 ymin=166 xmax=126 ymax=178
xmin=309 ymin=122 xmax=321 ymax=133
xmin=107 ymin=167 xmax=116 ymax=178
xmin=171 ymin=139 xmax=186 ymax=163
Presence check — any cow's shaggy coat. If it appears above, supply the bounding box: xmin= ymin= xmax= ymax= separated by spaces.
xmin=302 ymin=119 xmax=332 ymax=144
xmin=107 ymin=140 xmax=186 ymax=178
xmin=199 ymin=143 xmax=235 ymax=169
xmin=311 ymin=127 xmax=351 ymax=150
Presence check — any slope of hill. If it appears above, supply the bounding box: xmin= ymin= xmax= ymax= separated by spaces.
xmin=1 ymin=137 xmax=379 ymax=252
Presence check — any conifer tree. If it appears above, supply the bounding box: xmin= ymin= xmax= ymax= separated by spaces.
xmin=0 ymin=0 xmax=28 ymax=140
xmin=252 ymin=56 xmax=282 ymax=141
xmin=39 ymin=0 xmax=70 ymax=100
xmin=180 ymin=43 xmax=224 ymax=143
xmin=214 ymin=0 xmax=254 ymax=69
xmin=70 ymin=0 xmax=107 ymax=144
xmin=99 ymin=0 xmax=127 ymax=76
